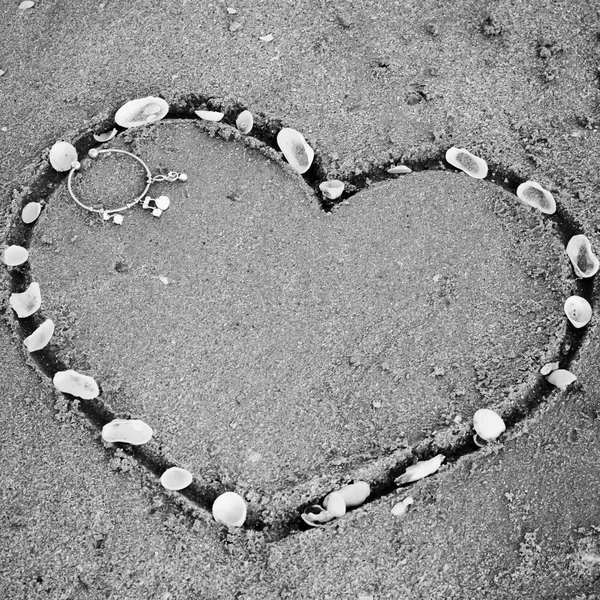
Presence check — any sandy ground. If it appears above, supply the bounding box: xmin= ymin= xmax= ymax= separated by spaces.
xmin=2 ymin=0 xmax=600 ymax=598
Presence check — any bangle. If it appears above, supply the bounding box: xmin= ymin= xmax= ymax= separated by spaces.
xmin=66 ymin=148 xmax=187 ymax=224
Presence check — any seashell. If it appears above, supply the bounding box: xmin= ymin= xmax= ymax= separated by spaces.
xmin=301 ymin=505 xmax=335 ymax=527
xmin=19 ymin=1 xmax=35 ymax=9
xmin=235 ymin=110 xmax=253 ymax=134
xmin=540 ymin=361 xmax=559 ymax=376
xmin=160 ymin=467 xmax=193 ymax=491
xmin=445 ymin=147 xmax=488 ymax=179
xmin=322 ymin=491 xmax=346 ymax=517
xmin=22 ymin=201 xmax=42 ymax=224
xmin=53 ymin=369 xmax=99 ymax=399
xmin=564 ymin=295 xmax=592 ymax=328
xmin=324 ymin=481 xmax=371 ymax=509
xmin=194 ymin=110 xmax=224 ymax=122
xmin=319 ymin=180 xmax=345 ymax=200
xmin=391 ymin=496 xmax=414 ymax=517
xmin=516 ymin=181 xmax=556 ymax=214
xmin=49 ymin=141 xmax=78 ymax=172
xmin=3 ymin=245 xmax=29 ymax=266
xmin=397 ymin=454 xmax=445 ymax=485
xmin=276 ymin=127 xmax=314 ymax=174
xmin=24 ymin=318 xmax=54 ymax=352
xmin=387 ymin=165 xmax=412 ymax=174
xmin=93 ymin=128 xmax=117 ymax=143
xmin=114 ymin=97 xmax=169 ymax=128
xmin=546 ymin=369 xmax=577 ymax=391
xmin=259 ymin=34 xmax=274 ymax=42
xmin=102 ymin=418 xmax=153 ymax=445
xmin=212 ymin=491 xmax=247 ymax=527
xmin=473 ymin=408 xmax=506 ymax=442
xmin=9 ymin=282 xmax=41 ymax=318
xmin=566 ymin=235 xmax=599 ymax=278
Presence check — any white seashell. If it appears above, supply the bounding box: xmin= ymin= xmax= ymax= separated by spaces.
xmin=259 ymin=34 xmax=274 ymax=42
xmin=391 ymin=496 xmax=414 ymax=517
xmin=93 ymin=128 xmax=117 ymax=143
xmin=564 ymin=295 xmax=592 ymax=328
xmin=24 ymin=318 xmax=54 ymax=352
xmin=276 ymin=127 xmax=314 ymax=174
xmin=324 ymin=481 xmax=370 ymax=509
xmin=53 ymin=369 xmax=99 ymax=399
xmin=445 ymin=147 xmax=488 ymax=179
xmin=473 ymin=408 xmax=506 ymax=442
xmin=387 ymin=165 xmax=412 ymax=174
xmin=235 ymin=110 xmax=253 ymax=134
xmin=49 ymin=141 xmax=78 ymax=172
xmin=516 ymin=181 xmax=556 ymax=215
xmin=212 ymin=491 xmax=247 ymax=527
xmin=22 ymin=201 xmax=42 ymax=224
xmin=154 ymin=195 xmax=170 ymax=211
xmin=319 ymin=180 xmax=345 ymax=200
xmin=160 ymin=467 xmax=193 ymax=491
xmin=301 ymin=505 xmax=335 ymax=527
xmin=19 ymin=1 xmax=35 ymax=10
xmin=10 ymin=282 xmax=41 ymax=318
xmin=114 ymin=97 xmax=169 ymax=128
xmin=540 ymin=361 xmax=559 ymax=376
xmin=102 ymin=419 xmax=153 ymax=445
xmin=194 ymin=110 xmax=224 ymax=122
xmin=322 ymin=491 xmax=346 ymax=517
xmin=3 ymin=245 xmax=29 ymax=266
xmin=397 ymin=454 xmax=445 ymax=485
xmin=546 ymin=369 xmax=577 ymax=391
xmin=566 ymin=235 xmax=599 ymax=278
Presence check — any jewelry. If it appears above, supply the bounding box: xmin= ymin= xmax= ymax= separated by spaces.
xmin=67 ymin=148 xmax=187 ymax=224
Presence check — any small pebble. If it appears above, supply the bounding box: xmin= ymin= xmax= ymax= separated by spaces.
xmin=19 ymin=1 xmax=35 ymax=10
xmin=397 ymin=454 xmax=445 ymax=485
xmin=229 ymin=21 xmax=242 ymax=32
xmin=387 ymin=165 xmax=412 ymax=174
xmin=212 ymin=491 xmax=247 ymax=527
xmin=391 ymin=496 xmax=414 ymax=516
xmin=259 ymin=34 xmax=274 ymax=42
xmin=102 ymin=419 xmax=153 ymax=445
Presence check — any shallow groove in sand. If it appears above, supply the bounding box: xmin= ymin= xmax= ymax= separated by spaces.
xmin=3 ymin=94 xmax=595 ymax=540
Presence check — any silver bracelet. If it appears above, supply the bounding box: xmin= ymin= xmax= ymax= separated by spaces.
xmin=67 ymin=148 xmax=187 ymax=224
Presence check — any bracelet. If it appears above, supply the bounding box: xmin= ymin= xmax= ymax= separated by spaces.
xmin=66 ymin=148 xmax=187 ymax=224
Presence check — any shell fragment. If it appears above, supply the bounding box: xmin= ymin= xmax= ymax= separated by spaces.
xmin=473 ymin=408 xmax=506 ymax=442
xmin=22 ymin=201 xmax=42 ymax=224
xmin=564 ymin=295 xmax=592 ymax=328
xmin=160 ymin=467 xmax=193 ymax=491
xmin=301 ymin=505 xmax=335 ymax=527
xmin=114 ymin=97 xmax=169 ymax=128
xmin=540 ymin=361 xmax=559 ymax=376
xmin=546 ymin=369 xmax=577 ymax=391
xmin=322 ymin=491 xmax=346 ymax=517
xmin=3 ymin=245 xmax=29 ymax=266
xmin=10 ymin=282 xmax=41 ymax=318
xmin=49 ymin=141 xmax=78 ymax=172
xmin=276 ymin=127 xmax=314 ymax=174
xmin=24 ymin=318 xmax=54 ymax=352
xmin=324 ymin=481 xmax=370 ymax=509
xmin=93 ymin=128 xmax=118 ymax=143
xmin=445 ymin=147 xmax=488 ymax=179
xmin=397 ymin=454 xmax=445 ymax=485
xmin=566 ymin=235 xmax=599 ymax=278
xmin=194 ymin=110 xmax=224 ymax=122
xmin=391 ymin=496 xmax=414 ymax=517
xmin=235 ymin=110 xmax=253 ymax=134
xmin=387 ymin=165 xmax=412 ymax=174
xmin=319 ymin=180 xmax=345 ymax=200
xmin=212 ymin=491 xmax=247 ymax=527
xmin=516 ymin=181 xmax=556 ymax=214
xmin=102 ymin=419 xmax=153 ymax=445
xmin=53 ymin=369 xmax=100 ymax=400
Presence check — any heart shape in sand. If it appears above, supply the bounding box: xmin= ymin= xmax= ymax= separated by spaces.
xmin=7 ymin=110 xmax=579 ymax=530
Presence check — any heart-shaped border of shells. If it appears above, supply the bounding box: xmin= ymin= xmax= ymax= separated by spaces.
xmin=3 ymin=93 xmax=597 ymax=541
